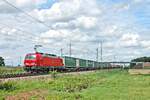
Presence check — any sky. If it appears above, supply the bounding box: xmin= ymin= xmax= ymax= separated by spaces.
xmin=0 ymin=0 xmax=150 ymax=66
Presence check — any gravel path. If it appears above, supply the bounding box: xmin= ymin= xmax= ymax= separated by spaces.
xmin=129 ymin=69 xmax=150 ymax=75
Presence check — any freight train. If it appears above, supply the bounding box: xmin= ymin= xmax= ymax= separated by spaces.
xmin=24 ymin=52 xmax=113 ymax=73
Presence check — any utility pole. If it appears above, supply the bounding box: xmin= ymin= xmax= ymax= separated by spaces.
xmin=60 ymin=48 xmax=63 ymax=57
xmin=11 ymin=60 xmax=13 ymax=67
xmin=114 ymin=55 xmax=116 ymax=62
xmin=69 ymin=41 xmax=72 ymax=57
xmin=19 ymin=56 xmax=22 ymax=66
xmin=100 ymin=41 xmax=103 ymax=62
xmin=96 ymin=48 xmax=99 ymax=62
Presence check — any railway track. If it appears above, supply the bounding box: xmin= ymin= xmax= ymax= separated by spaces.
xmin=0 ymin=71 xmax=97 ymax=82
xmin=0 ymin=70 xmax=91 ymax=79
xmin=0 ymin=72 xmax=47 ymax=79
xmin=0 ymin=67 xmax=121 ymax=80
xmin=0 ymin=70 xmax=97 ymax=79
xmin=0 ymin=70 xmax=101 ymax=83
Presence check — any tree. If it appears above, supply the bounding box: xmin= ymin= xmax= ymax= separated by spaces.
xmin=0 ymin=56 xmax=5 ymax=66
xmin=131 ymin=57 xmax=150 ymax=62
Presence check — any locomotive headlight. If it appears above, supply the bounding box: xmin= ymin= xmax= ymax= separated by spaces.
xmin=25 ymin=63 xmax=29 ymax=65
xmin=31 ymin=62 xmax=36 ymax=65
xmin=25 ymin=62 xmax=36 ymax=65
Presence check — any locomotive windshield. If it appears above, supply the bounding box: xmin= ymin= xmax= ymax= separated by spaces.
xmin=25 ymin=54 xmax=36 ymax=60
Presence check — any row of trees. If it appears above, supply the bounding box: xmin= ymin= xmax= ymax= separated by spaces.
xmin=0 ymin=56 xmax=5 ymax=66
xmin=131 ymin=57 xmax=150 ymax=68
xmin=131 ymin=57 xmax=150 ymax=62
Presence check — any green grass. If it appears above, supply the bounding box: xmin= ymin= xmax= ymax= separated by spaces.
xmin=0 ymin=69 xmax=150 ymax=100
xmin=0 ymin=67 xmax=24 ymax=74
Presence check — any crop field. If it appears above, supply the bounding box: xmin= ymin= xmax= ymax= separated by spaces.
xmin=0 ymin=67 xmax=24 ymax=74
xmin=0 ymin=69 xmax=150 ymax=100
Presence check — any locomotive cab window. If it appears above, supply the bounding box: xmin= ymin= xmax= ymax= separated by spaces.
xmin=42 ymin=53 xmax=57 ymax=57
xmin=25 ymin=55 xmax=36 ymax=60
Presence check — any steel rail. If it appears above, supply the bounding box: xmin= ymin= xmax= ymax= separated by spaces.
xmin=0 ymin=72 xmax=47 ymax=79
xmin=0 ymin=67 xmax=122 ymax=79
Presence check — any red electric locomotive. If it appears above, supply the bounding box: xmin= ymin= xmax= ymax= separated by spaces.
xmin=24 ymin=52 xmax=64 ymax=72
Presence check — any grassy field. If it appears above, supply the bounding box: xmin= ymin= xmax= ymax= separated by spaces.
xmin=0 ymin=67 xmax=24 ymax=74
xmin=0 ymin=69 xmax=150 ymax=100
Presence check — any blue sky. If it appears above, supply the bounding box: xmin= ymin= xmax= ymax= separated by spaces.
xmin=39 ymin=0 xmax=57 ymax=9
xmin=0 ymin=0 xmax=150 ymax=66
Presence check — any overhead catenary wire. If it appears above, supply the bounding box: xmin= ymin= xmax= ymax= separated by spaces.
xmin=100 ymin=41 xmax=103 ymax=62
xmin=96 ymin=48 xmax=99 ymax=62
xmin=2 ymin=0 xmax=83 ymax=43
xmin=69 ymin=41 xmax=72 ymax=57
xmin=2 ymin=0 xmax=111 ymax=43
xmin=0 ymin=22 xmax=105 ymax=61
xmin=0 ymin=27 xmax=38 ymax=46
xmin=0 ymin=23 xmax=38 ymax=38
xmin=0 ymin=24 xmax=106 ymax=61
xmin=1 ymin=0 xmax=116 ymax=62
xmin=2 ymin=0 xmax=51 ymax=29
xmin=1 ymin=0 xmax=70 ymax=45
xmin=0 ymin=23 xmax=62 ymax=46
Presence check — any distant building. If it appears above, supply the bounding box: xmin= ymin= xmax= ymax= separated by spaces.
xmin=133 ymin=62 xmax=150 ymax=69
xmin=143 ymin=62 xmax=150 ymax=69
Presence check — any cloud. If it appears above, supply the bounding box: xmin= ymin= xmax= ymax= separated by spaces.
xmin=119 ymin=33 xmax=140 ymax=47
xmin=73 ymin=16 xmax=97 ymax=29
xmin=32 ymin=0 xmax=101 ymax=22
xmin=141 ymin=40 xmax=150 ymax=49
xmin=33 ymin=0 xmax=80 ymax=22
xmin=0 ymin=0 xmax=46 ymax=13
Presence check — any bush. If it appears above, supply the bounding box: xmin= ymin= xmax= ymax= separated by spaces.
xmin=0 ymin=56 xmax=5 ymax=66
xmin=51 ymin=70 xmax=58 ymax=79
xmin=0 ymin=81 xmax=16 ymax=91
xmin=49 ymin=75 xmax=96 ymax=93
xmin=0 ymin=67 xmax=23 ymax=74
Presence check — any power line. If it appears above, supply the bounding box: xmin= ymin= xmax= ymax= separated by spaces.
xmin=2 ymin=0 xmax=67 ymax=49
xmin=69 ymin=41 xmax=72 ymax=57
xmin=0 ymin=1 xmax=108 ymax=64
xmin=0 ymin=30 xmax=37 ymax=44
xmin=2 ymin=0 xmax=51 ymax=29
xmin=60 ymin=48 xmax=63 ymax=57
xmin=0 ymin=23 xmax=38 ymax=38
xmin=96 ymin=48 xmax=99 ymax=62
xmin=0 ymin=23 xmax=57 ymax=46
xmin=19 ymin=56 xmax=22 ymax=66
xmin=100 ymin=41 xmax=103 ymax=62
xmin=2 ymin=0 xmax=106 ymax=48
